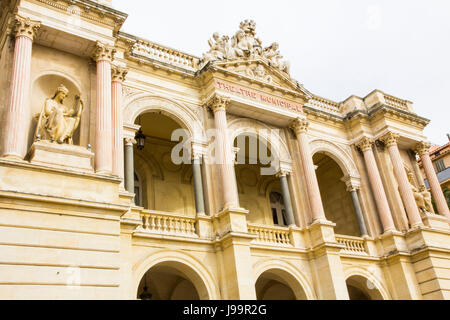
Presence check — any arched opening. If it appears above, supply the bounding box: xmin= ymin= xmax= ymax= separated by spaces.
xmin=255 ymin=269 xmax=307 ymax=300
xmin=313 ymin=153 xmax=360 ymax=236
xmin=234 ymin=133 xmax=285 ymax=225
xmin=133 ymin=112 xmax=196 ymax=216
xmin=346 ymin=275 xmax=384 ymax=300
xmin=137 ymin=261 xmax=210 ymax=300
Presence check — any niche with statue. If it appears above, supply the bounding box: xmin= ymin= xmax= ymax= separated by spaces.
xmin=28 ymin=74 xmax=94 ymax=173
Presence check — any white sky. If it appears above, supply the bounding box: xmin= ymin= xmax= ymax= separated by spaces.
xmin=113 ymin=0 xmax=450 ymax=145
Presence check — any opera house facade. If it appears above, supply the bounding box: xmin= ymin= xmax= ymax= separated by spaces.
xmin=0 ymin=0 xmax=449 ymax=299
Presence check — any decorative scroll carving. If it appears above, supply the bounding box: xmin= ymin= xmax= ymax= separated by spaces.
xmin=14 ymin=15 xmax=41 ymax=40
xmin=242 ymin=64 xmax=273 ymax=83
xmin=202 ymin=20 xmax=291 ymax=77
xmin=35 ymin=84 xmax=84 ymax=144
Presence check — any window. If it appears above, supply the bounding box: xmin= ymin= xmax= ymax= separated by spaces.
xmin=270 ymin=192 xmax=287 ymax=226
xmin=435 ymin=159 xmax=446 ymax=173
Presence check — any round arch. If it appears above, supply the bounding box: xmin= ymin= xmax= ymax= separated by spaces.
xmin=133 ymin=250 xmax=220 ymax=300
xmin=344 ymin=267 xmax=390 ymax=300
xmin=310 ymin=139 xmax=360 ymax=180
xmin=123 ymin=94 xmax=206 ymax=143
xmin=228 ymin=118 xmax=292 ymax=165
xmin=253 ymin=259 xmax=316 ymax=300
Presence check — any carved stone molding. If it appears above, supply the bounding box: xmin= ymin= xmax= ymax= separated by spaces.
xmin=207 ymin=95 xmax=231 ymax=113
xmin=13 ymin=15 xmax=41 ymax=40
xmin=355 ymin=137 xmax=374 ymax=152
xmin=92 ymin=41 xmax=116 ymax=62
xmin=414 ymin=141 xmax=431 ymax=156
xmin=111 ymin=66 xmax=128 ymax=83
xmin=290 ymin=117 xmax=309 ymax=135
xmin=379 ymin=131 xmax=400 ymax=148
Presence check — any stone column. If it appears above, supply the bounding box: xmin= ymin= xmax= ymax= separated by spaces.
xmin=277 ymin=170 xmax=295 ymax=226
xmin=356 ymin=137 xmax=396 ymax=232
xmin=2 ymin=16 xmax=40 ymax=159
xmin=350 ymin=189 xmax=368 ymax=236
xmin=192 ymin=151 xmax=206 ymax=215
xmin=208 ymin=95 xmax=239 ymax=209
xmin=92 ymin=42 xmax=116 ymax=174
xmin=415 ymin=142 xmax=450 ymax=218
xmin=111 ymin=66 xmax=128 ymax=182
xmin=290 ymin=118 xmax=326 ymax=222
xmin=381 ymin=132 xmax=423 ymax=227
xmin=124 ymin=138 xmax=136 ymax=196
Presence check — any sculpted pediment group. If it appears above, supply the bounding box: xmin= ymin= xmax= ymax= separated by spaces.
xmin=201 ymin=20 xmax=307 ymax=94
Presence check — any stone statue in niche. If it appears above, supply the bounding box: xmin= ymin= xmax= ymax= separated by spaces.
xmin=407 ymin=171 xmax=434 ymax=213
xmin=35 ymin=84 xmax=84 ymax=145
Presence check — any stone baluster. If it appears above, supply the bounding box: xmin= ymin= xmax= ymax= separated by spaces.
xmin=355 ymin=137 xmax=396 ymax=232
xmin=380 ymin=132 xmax=423 ymax=227
xmin=415 ymin=142 xmax=450 ymax=218
xmin=2 ymin=16 xmax=40 ymax=159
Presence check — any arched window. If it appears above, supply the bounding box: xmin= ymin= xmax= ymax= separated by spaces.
xmin=270 ymin=191 xmax=287 ymax=226
xmin=134 ymin=172 xmax=142 ymax=207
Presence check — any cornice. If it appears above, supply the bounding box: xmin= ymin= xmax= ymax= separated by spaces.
xmin=33 ymin=0 xmax=127 ymax=33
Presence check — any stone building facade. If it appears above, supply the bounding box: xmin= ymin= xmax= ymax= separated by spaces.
xmin=0 ymin=0 xmax=449 ymax=300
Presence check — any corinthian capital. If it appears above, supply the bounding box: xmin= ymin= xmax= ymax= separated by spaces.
xmin=111 ymin=66 xmax=128 ymax=83
xmin=414 ymin=141 xmax=431 ymax=156
xmin=207 ymin=94 xmax=230 ymax=113
xmin=380 ymin=131 xmax=400 ymax=148
xmin=92 ymin=41 xmax=116 ymax=62
xmin=14 ymin=15 xmax=41 ymax=40
xmin=290 ymin=117 xmax=309 ymax=135
xmin=355 ymin=137 xmax=374 ymax=152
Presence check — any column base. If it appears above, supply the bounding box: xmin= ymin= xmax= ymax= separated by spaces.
xmin=1 ymin=154 xmax=25 ymax=162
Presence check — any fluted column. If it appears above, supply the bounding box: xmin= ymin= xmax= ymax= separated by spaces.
xmin=381 ymin=132 xmax=423 ymax=227
xmin=111 ymin=66 xmax=128 ymax=181
xmin=415 ymin=142 xmax=450 ymax=218
xmin=355 ymin=137 xmax=396 ymax=232
xmin=2 ymin=16 xmax=40 ymax=159
xmin=124 ymin=138 xmax=136 ymax=196
xmin=208 ymin=95 xmax=239 ymax=209
xmin=192 ymin=151 xmax=206 ymax=215
xmin=290 ymin=118 xmax=326 ymax=222
xmin=277 ymin=170 xmax=295 ymax=226
xmin=92 ymin=42 xmax=116 ymax=174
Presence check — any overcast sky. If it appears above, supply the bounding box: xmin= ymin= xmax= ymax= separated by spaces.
xmin=113 ymin=0 xmax=450 ymax=145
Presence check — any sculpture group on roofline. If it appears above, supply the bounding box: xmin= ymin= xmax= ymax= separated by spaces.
xmin=202 ymin=20 xmax=291 ymax=76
